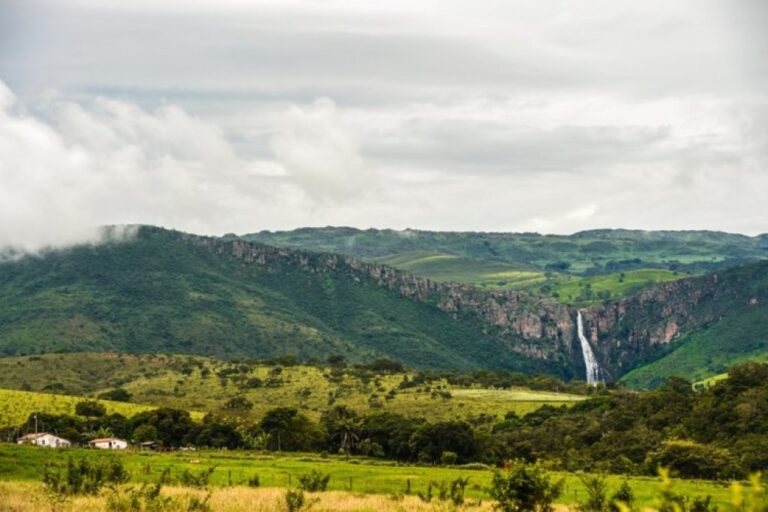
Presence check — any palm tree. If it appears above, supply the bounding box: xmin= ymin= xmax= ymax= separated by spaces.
xmin=86 ymin=426 xmax=114 ymax=440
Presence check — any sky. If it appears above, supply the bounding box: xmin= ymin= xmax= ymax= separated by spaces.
xmin=1 ymin=0 xmax=767 ymax=252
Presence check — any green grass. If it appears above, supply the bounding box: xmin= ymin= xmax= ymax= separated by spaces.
xmin=541 ymin=269 xmax=686 ymax=306
xmin=372 ymin=251 xmax=547 ymax=289
xmin=0 ymin=444 xmax=737 ymax=508
xmin=0 ymin=389 xmax=154 ymax=428
xmin=0 ymin=354 xmax=584 ymax=426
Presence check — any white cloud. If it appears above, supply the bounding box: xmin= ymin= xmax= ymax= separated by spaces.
xmin=270 ymin=98 xmax=373 ymax=203
xmin=0 ymin=0 xmax=767 ymax=246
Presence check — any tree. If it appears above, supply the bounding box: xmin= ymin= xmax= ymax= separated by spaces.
xmin=75 ymin=401 xmax=106 ymax=418
xmin=359 ymin=412 xmax=423 ymax=460
xmin=645 ymin=440 xmax=742 ymax=480
xmin=490 ymin=460 xmax=563 ymax=512
xmin=97 ymin=389 xmax=132 ymax=402
xmin=321 ymin=405 xmax=359 ymax=456
xmin=409 ymin=421 xmax=478 ymax=463
xmin=223 ymin=395 xmax=254 ymax=411
xmin=258 ymin=407 xmax=324 ymax=452
xmin=132 ymin=424 xmax=159 ymax=443
xmin=129 ymin=408 xmax=194 ymax=448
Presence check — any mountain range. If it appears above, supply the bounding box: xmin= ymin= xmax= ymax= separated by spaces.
xmin=1 ymin=225 xmax=767 ymax=387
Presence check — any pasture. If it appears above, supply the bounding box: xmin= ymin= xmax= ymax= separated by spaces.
xmin=0 ymin=444 xmax=735 ymax=510
xmin=0 ymin=389 xmax=153 ymax=431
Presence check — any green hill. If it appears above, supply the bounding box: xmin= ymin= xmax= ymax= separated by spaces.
xmin=0 ymin=227 xmax=547 ymax=373
xmin=621 ymin=303 xmax=768 ymax=388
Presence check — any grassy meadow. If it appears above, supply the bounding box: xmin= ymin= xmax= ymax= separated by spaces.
xmin=0 ymin=354 xmax=585 ymax=427
xmin=0 ymin=444 xmax=737 ymax=511
xmin=0 ymin=389 xmax=155 ymax=432
xmin=372 ymin=251 xmax=547 ymax=289
xmin=540 ymin=269 xmax=685 ymax=306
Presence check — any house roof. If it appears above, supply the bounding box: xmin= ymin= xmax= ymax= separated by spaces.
xmin=19 ymin=432 xmax=70 ymax=442
xmin=19 ymin=432 xmax=50 ymax=440
xmin=89 ymin=437 xmax=126 ymax=443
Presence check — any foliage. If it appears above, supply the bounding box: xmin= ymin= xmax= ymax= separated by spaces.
xmin=297 ymin=470 xmax=330 ymax=492
xmin=43 ymin=456 xmax=130 ymax=496
xmin=106 ymin=482 xmax=175 ymax=512
xmin=609 ymin=481 xmax=635 ymax=512
xmin=284 ymin=489 xmax=306 ymax=512
xmin=99 ymin=389 xmax=133 ymax=403
xmin=178 ymin=466 xmax=216 ymax=488
xmin=490 ymin=460 xmax=564 ymax=512
xmin=645 ymin=441 xmax=742 ymax=480
xmin=259 ymin=407 xmax=324 ymax=452
xmin=75 ymin=400 xmax=107 ymax=417
xmin=578 ymin=474 xmax=609 ymax=512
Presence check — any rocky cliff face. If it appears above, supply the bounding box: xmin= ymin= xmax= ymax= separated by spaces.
xmin=191 ymin=232 xmax=768 ymax=381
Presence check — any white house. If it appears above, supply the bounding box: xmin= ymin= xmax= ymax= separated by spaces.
xmin=17 ymin=432 xmax=71 ymax=448
xmin=89 ymin=437 xmax=128 ymax=450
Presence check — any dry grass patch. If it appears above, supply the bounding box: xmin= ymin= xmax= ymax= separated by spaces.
xmin=0 ymin=482 xmax=495 ymax=512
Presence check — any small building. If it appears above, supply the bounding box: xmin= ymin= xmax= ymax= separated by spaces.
xmin=17 ymin=432 xmax=71 ymax=448
xmin=89 ymin=437 xmax=128 ymax=450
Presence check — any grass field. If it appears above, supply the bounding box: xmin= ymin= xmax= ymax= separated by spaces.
xmin=0 ymin=444 xmax=737 ymax=510
xmin=0 ymin=389 xmax=155 ymax=430
xmin=372 ymin=251 xmax=547 ymax=289
xmin=541 ymin=269 xmax=686 ymax=306
xmin=0 ymin=354 xmax=585 ymax=427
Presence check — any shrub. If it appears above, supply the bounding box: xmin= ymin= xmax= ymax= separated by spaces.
xmin=44 ymin=457 xmax=130 ymax=496
xmin=178 ymin=466 xmax=216 ymax=488
xmin=578 ymin=474 xmax=609 ymax=512
xmin=247 ymin=474 xmax=260 ymax=487
xmin=223 ymin=396 xmax=253 ymax=411
xmin=441 ymin=451 xmax=458 ymax=465
xmin=106 ymin=482 xmax=175 ymax=512
xmin=98 ymin=388 xmax=132 ymax=402
xmin=75 ymin=400 xmax=107 ymax=417
xmin=298 ymin=469 xmax=330 ymax=492
xmin=284 ymin=489 xmax=306 ymax=512
xmin=489 ymin=460 xmax=563 ymax=512
xmin=646 ymin=440 xmax=742 ymax=480
xmin=609 ymin=481 xmax=635 ymax=512
xmin=450 ymin=477 xmax=470 ymax=505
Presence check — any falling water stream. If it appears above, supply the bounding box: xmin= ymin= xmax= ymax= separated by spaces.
xmin=577 ymin=311 xmax=602 ymax=385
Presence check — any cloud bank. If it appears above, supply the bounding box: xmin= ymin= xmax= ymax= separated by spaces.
xmin=0 ymin=0 xmax=767 ymax=252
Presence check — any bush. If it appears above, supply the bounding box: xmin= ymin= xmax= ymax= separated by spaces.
xmin=646 ymin=440 xmax=742 ymax=480
xmin=578 ymin=474 xmax=609 ymax=512
xmin=284 ymin=489 xmax=306 ymax=512
xmin=489 ymin=460 xmax=563 ymax=512
xmin=450 ymin=477 xmax=470 ymax=505
xmin=609 ymin=481 xmax=635 ymax=512
xmin=441 ymin=451 xmax=458 ymax=465
xmin=98 ymin=388 xmax=132 ymax=402
xmin=178 ymin=466 xmax=216 ymax=488
xmin=106 ymin=482 xmax=175 ymax=512
xmin=223 ymin=396 xmax=253 ymax=411
xmin=44 ymin=457 xmax=130 ymax=496
xmin=75 ymin=400 xmax=107 ymax=417
xmin=297 ymin=469 xmax=330 ymax=492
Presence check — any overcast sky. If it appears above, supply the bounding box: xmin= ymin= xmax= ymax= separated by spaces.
xmin=1 ymin=0 xmax=767 ymax=251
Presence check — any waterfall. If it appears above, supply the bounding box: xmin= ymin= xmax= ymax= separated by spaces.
xmin=577 ymin=311 xmax=602 ymax=385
